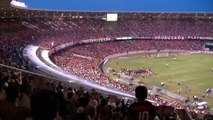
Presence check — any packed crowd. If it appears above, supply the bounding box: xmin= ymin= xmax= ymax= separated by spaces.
xmin=1 ymin=67 xmax=213 ymax=120
xmin=120 ymin=68 xmax=154 ymax=77
xmin=0 ymin=16 xmax=213 ymax=120
xmin=124 ymin=18 xmax=213 ymax=37
xmin=0 ymin=17 xmax=212 ymax=68
xmin=0 ymin=68 xmax=137 ymax=120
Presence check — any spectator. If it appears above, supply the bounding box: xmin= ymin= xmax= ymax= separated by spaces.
xmin=30 ymin=89 xmax=60 ymax=120
xmin=128 ymin=85 xmax=156 ymax=120
xmin=0 ymin=77 xmax=5 ymax=101
xmin=97 ymin=98 xmax=111 ymax=120
xmin=17 ymin=84 xmax=32 ymax=109
xmin=0 ymin=83 xmax=30 ymax=120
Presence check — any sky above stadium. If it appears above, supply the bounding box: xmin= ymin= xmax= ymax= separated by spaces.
xmin=20 ymin=0 xmax=213 ymax=12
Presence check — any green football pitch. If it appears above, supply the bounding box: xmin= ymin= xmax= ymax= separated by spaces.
xmin=104 ymin=53 xmax=213 ymax=109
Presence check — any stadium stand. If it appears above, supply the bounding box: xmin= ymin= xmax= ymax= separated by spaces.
xmin=0 ymin=0 xmax=213 ymax=119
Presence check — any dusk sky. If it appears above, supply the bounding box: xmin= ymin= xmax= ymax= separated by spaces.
xmin=20 ymin=0 xmax=213 ymax=12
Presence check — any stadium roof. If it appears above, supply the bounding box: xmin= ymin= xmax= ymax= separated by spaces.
xmin=0 ymin=0 xmax=213 ymax=20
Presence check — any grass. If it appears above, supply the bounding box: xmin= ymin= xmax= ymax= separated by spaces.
xmin=104 ymin=53 xmax=213 ymax=109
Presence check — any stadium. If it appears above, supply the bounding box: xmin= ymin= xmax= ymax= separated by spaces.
xmin=0 ymin=0 xmax=213 ymax=119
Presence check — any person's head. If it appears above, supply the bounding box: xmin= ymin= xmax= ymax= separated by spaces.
xmin=67 ymin=91 xmax=73 ymax=99
xmin=135 ymin=85 xmax=148 ymax=101
xmin=0 ymin=79 xmax=3 ymax=91
xmin=20 ymin=84 xmax=31 ymax=95
xmin=85 ymin=105 xmax=96 ymax=119
xmin=78 ymin=96 xmax=90 ymax=107
xmin=5 ymin=83 xmax=20 ymax=103
xmin=100 ymin=98 xmax=107 ymax=107
xmin=31 ymin=89 xmax=59 ymax=120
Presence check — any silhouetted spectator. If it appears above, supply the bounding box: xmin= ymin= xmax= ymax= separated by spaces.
xmin=31 ymin=89 xmax=59 ymax=120
xmin=17 ymin=84 xmax=31 ymax=109
xmin=0 ymin=83 xmax=30 ymax=120
xmin=128 ymin=85 xmax=156 ymax=120
xmin=97 ymin=98 xmax=111 ymax=120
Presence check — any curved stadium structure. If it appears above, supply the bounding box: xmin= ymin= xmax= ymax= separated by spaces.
xmin=0 ymin=0 xmax=213 ymax=119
